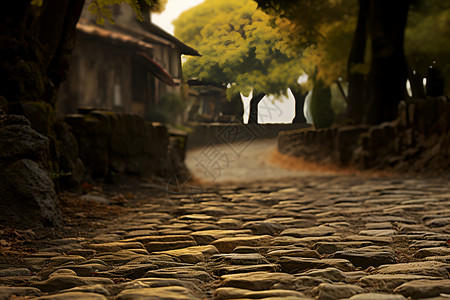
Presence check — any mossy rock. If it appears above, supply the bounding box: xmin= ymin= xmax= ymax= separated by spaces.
xmin=21 ymin=101 xmax=55 ymax=136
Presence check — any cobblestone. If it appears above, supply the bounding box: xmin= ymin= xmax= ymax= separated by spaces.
xmin=1 ymin=175 xmax=449 ymax=299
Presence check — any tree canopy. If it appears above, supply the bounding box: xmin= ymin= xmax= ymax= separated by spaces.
xmin=173 ymin=0 xmax=305 ymax=98
xmin=87 ymin=0 xmax=168 ymax=25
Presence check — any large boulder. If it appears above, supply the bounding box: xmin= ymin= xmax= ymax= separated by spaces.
xmin=0 ymin=120 xmax=48 ymax=166
xmin=0 ymin=159 xmax=61 ymax=228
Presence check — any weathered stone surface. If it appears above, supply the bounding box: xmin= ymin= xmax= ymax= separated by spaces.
xmin=31 ymin=276 xmax=114 ymax=293
xmin=144 ymin=267 xmax=213 ymax=282
xmin=359 ymin=274 xmax=441 ymax=290
xmin=311 ymin=283 xmax=365 ymax=300
xmin=393 ymin=279 xmax=450 ymax=298
xmin=155 ymin=245 xmax=219 ymax=264
xmin=413 ymin=247 xmax=450 ymax=258
xmin=47 ymin=255 xmax=87 ymax=266
xmin=343 ymin=235 xmax=393 ymax=244
xmin=277 ymin=257 xmax=355 ymax=273
xmin=39 ymin=263 xmax=110 ymax=278
xmin=87 ymin=241 xmax=145 ymax=252
xmin=215 ymin=264 xmax=281 ymax=276
xmin=280 ymin=226 xmax=336 ymax=238
xmin=0 ymin=286 xmax=42 ymax=299
xmin=121 ymin=277 xmax=202 ymax=294
xmin=96 ymin=250 xmax=145 ymax=265
xmin=358 ymin=229 xmax=397 ymax=237
xmin=0 ymin=268 xmax=31 ymax=277
xmin=213 ymin=287 xmax=308 ymax=300
xmin=233 ymin=246 xmax=259 ymax=253
xmin=266 ymin=249 xmax=321 ymax=260
xmin=220 ymin=271 xmax=296 ymax=290
xmin=212 ymin=236 xmax=272 ymax=253
xmin=35 ymin=292 xmax=108 ymax=299
xmin=66 ymin=249 xmax=97 ymax=257
xmin=212 ymin=253 xmax=270 ymax=265
xmin=375 ymin=261 xmax=450 ymax=278
xmin=191 ymin=230 xmax=252 ymax=245
xmin=426 ymin=217 xmax=450 ymax=227
xmin=312 ymin=241 xmax=373 ymax=254
xmin=295 ymin=276 xmax=333 ymax=288
xmin=97 ymin=263 xmax=158 ymax=279
xmin=0 ymin=159 xmax=60 ymax=227
xmin=179 ymin=214 xmax=216 ymax=221
xmin=331 ymin=251 xmax=397 ymax=268
xmin=145 ymin=240 xmax=197 ymax=252
xmin=241 ymin=221 xmax=287 ymax=235
xmin=0 ymin=124 xmax=48 ymax=161
xmin=2 ymin=165 xmax=450 ymax=300
xmin=116 ymin=286 xmax=201 ymax=300
xmin=340 ymin=293 xmax=407 ymax=300
xmin=298 ymin=268 xmax=347 ymax=282
xmin=49 ymin=269 xmax=78 ymax=278
xmin=59 ymin=284 xmax=110 ymax=296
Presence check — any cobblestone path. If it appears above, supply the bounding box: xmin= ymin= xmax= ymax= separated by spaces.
xmin=1 ymin=173 xmax=449 ymax=299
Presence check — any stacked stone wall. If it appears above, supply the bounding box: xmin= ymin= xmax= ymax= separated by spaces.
xmin=278 ymin=98 xmax=450 ymax=176
xmin=65 ymin=110 xmax=188 ymax=180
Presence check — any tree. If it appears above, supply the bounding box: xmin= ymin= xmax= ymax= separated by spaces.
xmin=255 ymin=0 xmax=413 ymax=125
xmin=173 ymin=0 xmax=306 ymax=123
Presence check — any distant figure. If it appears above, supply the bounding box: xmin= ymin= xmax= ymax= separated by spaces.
xmin=426 ymin=62 xmax=445 ymax=97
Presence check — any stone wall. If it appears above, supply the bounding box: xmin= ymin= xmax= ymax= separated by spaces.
xmin=0 ymin=115 xmax=61 ymax=228
xmin=188 ymin=123 xmax=312 ymax=149
xmin=278 ymin=98 xmax=450 ymax=176
xmin=65 ymin=110 xmax=188 ymax=180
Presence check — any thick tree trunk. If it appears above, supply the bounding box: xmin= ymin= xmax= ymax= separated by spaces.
xmin=41 ymin=0 xmax=85 ymax=105
xmin=346 ymin=0 xmax=369 ymax=123
xmin=0 ymin=0 xmax=85 ymax=108
xmin=248 ymin=92 xmax=265 ymax=124
xmin=364 ymin=0 xmax=410 ymax=125
xmin=290 ymin=85 xmax=307 ymax=124
xmin=310 ymin=78 xmax=334 ymax=129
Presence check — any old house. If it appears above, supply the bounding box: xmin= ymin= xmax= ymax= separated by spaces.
xmin=58 ymin=4 xmax=200 ymax=119
xmin=186 ymin=79 xmax=244 ymax=123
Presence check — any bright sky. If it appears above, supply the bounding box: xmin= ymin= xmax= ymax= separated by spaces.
xmin=152 ymin=0 xmax=297 ymax=123
xmin=152 ymin=0 xmax=205 ymax=34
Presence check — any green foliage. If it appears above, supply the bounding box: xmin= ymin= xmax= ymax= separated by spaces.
xmin=255 ymin=0 xmax=358 ymax=83
xmin=88 ymin=0 xmax=167 ymax=25
xmin=254 ymin=0 xmax=357 ymax=45
xmin=50 ymin=170 xmax=72 ymax=180
xmin=174 ymin=0 xmax=306 ymax=97
xmin=31 ymin=0 xmax=44 ymax=7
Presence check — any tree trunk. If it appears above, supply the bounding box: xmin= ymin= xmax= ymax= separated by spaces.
xmin=364 ymin=0 xmax=410 ymax=125
xmin=0 ymin=0 xmax=85 ymax=108
xmin=346 ymin=0 xmax=369 ymax=123
xmin=248 ymin=92 xmax=265 ymax=124
xmin=290 ymin=85 xmax=307 ymax=124
xmin=310 ymin=78 xmax=334 ymax=129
